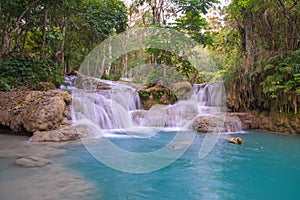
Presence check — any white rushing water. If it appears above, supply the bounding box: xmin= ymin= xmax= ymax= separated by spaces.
xmin=71 ymin=78 xmax=241 ymax=135
xmin=72 ymin=82 xmax=141 ymax=130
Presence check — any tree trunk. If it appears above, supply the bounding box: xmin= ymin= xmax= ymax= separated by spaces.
xmin=107 ymin=37 xmax=112 ymax=76
xmin=61 ymin=19 xmax=66 ymax=72
xmin=20 ymin=30 xmax=28 ymax=54
xmin=151 ymin=0 xmax=157 ymax=25
xmin=1 ymin=0 xmax=41 ymax=56
xmin=0 ymin=34 xmax=9 ymax=56
xmin=122 ymin=32 xmax=129 ymax=77
xmin=101 ymin=43 xmax=106 ymax=78
xmin=40 ymin=7 xmax=48 ymax=60
xmin=122 ymin=54 xmax=128 ymax=77
xmin=243 ymin=10 xmax=255 ymax=75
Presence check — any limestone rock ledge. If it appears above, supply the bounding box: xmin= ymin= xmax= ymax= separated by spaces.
xmin=252 ymin=111 xmax=300 ymax=134
xmin=226 ymin=112 xmax=259 ymax=130
xmin=192 ymin=115 xmax=242 ymax=133
xmin=220 ymin=112 xmax=299 ymax=134
xmin=0 ymin=90 xmax=72 ymax=134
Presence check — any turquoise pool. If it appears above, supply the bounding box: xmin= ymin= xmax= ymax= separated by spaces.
xmin=59 ymin=130 xmax=300 ymax=200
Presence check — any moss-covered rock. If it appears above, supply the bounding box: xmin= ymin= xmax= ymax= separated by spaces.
xmin=138 ymin=81 xmax=192 ymax=110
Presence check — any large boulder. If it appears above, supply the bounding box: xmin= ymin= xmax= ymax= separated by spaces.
xmin=22 ymin=96 xmax=66 ymax=132
xmin=0 ymin=90 xmax=71 ymax=133
xmin=138 ymin=81 xmax=192 ymax=110
xmin=171 ymin=81 xmax=192 ymax=100
xmin=138 ymin=84 xmax=176 ymax=109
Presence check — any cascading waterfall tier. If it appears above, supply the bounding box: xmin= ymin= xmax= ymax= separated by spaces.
xmin=71 ymin=78 xmax=241 ymax=133
xmin=72 ymin=79 xmax=141 ymax=130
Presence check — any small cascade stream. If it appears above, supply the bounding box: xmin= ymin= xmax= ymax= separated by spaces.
xmin=71 ymin=77 xmax=241 ymax=135
xmin=60 ymin=75 xmax=77 ymax=90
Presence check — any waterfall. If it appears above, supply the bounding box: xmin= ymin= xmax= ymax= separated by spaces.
xmin=71 ymin=78 xmax=241 ymax=133
xmin=72 ymin=80 xmax=141 ymax=130
xmin=60 ymin=75 xmax=77 ymax=90
xmin=130 ymin=82 xmax=241 ymax=132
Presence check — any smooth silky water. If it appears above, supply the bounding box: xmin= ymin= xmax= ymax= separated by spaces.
xmin=67 ymin=79 xmax=300 ymax=199
xmin=2 ymin=79 xmax=299 ymax=199
xmin=56 ymin=130 xmax=300 ymax=200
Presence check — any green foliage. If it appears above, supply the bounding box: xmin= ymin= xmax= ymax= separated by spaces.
xmin=63 ymin=0 xmax=128 ymax=70
xmin=138 ymin=90 xmax=150 ymax=98
xmin=146 ymin=65 xmax=185 ymax=86
xmin=207 ymin=0 xmax=300 ymax=113
xmin=0 ymin=55 xmax=63 ymax=91
xmin=207 ymin=27 xmax=241 ymax=86
xmin=81 ymin=0 xmax=127 ymax=36
xmin=1 ymin=0 xmax=128 ymax=73
xmin=174 ymin=8 xmax=212 ymax=46
xmin=102 ymin=73 xmax=121 ymax=81
xmin=261 ymin=50 xmax=300 ymax=98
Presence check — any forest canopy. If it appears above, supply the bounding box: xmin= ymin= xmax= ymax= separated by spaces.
xmin=0 ymin=0 xmax=127 ymax=89
xmin=0 ymin=0 xmax=299 ymax=114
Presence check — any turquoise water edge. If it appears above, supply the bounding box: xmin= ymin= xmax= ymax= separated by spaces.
xmin=57 ymin=130 xmax=300 ymax=200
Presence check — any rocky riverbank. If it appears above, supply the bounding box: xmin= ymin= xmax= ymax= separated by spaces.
xmin=0 ymin=90 xmax=87 ymax=141
xmin=218 ymin=111 xmax=299 ymax=134
xmin=0 ymin=90 xmax=71 ymax=132
xmin=1 ymin=88 xmax=299 ymax=143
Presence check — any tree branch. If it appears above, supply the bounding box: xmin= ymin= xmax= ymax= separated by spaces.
xmin=11 ymin=0 xmax=41 ymax=34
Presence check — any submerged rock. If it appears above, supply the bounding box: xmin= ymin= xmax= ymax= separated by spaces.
xmin=30 ymin=123 xmax=101 ymax=142
xmin=15 ymin=156 xmax=51 ymax=167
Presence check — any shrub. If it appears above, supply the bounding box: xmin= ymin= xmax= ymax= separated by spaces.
xmin=0 ymin=54 xmax=63 ymax=91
